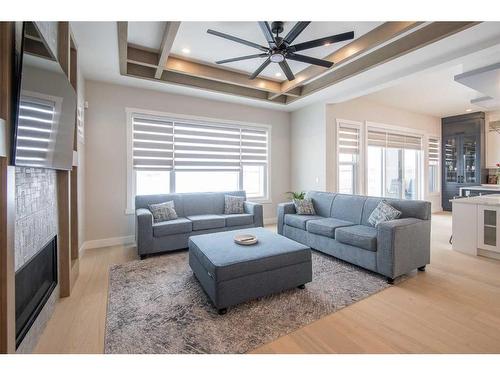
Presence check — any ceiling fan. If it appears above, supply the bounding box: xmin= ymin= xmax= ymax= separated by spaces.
xmin=206 ymin=21 xmax=354 ymax=81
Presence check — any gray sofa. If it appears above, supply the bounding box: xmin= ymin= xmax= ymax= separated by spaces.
xmin=278 ymin=191 xmax=431 ymax=282
xmin=135 ymin=191 xmax=263 ymax=258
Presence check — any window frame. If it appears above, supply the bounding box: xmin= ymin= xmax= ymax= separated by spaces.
xmin=335 ymin=119 xmax=363 ymax=195
xmin=126 ymin=108 xmax=272 ymax=214
xmin=426 ymin=135 xmax=441 ymax=197
xmin=364 ymin=121 xmax=425 ymax=200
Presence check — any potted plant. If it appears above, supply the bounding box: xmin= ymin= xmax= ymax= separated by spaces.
xmin=286 ymin=191 xmax=305 ymax=201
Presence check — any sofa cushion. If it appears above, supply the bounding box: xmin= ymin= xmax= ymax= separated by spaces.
xmin=305 ymin=191 xmax=336 ymax=217
xmin=187 ymin=214 xmax=226 ymax=231
xmin=220 ymin=213 xmax=254 ymax=227
xmin=284 ymin=214 xmax=324 ymax=230
xmin=368 ymin=200 xmax=402 ymax=227
xmin=224 ymin=195 xmax=245 ymax=214
xmin=306 ymin=218 xmax=355 ymax=238
xmin=148 ymin=200 xmax=178 ymax=223
xmin=330 ymin=194 xmax=367 ymax=224
xmin=293 ymin=198 xmax=316 ymax=215
xmin=153 ymin=217 xmax=192 ymax=237
xmin=335 ymin=225 xmax=378 ymax=252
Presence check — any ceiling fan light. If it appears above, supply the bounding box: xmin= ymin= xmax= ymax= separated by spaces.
xmin=270 ymin=53 xmax=285 ymax=63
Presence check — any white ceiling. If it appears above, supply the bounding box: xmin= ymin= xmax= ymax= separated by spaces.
xmin=362 ymin=45 xmax=500 ymax=118
xmin=71 ymin=21 xmax=500 ymax=113
xmin=129 ymin=21 xmax=382 ymax=80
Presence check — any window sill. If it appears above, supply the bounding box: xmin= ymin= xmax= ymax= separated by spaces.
xmin=248 ymin=197 xmax=272 ymax=204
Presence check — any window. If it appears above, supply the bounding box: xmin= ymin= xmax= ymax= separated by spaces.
xmin=366 ymin=129 xmax=422 ymax=200
xmin=15 ymin=95 xmax=58 ymax=167
xmin=428 ymin=137 xmax=440 ymax=194
xmin=127 ymin=111 xmax=270 ymax=211
xmin=337 ymin=122 xmax=360 ymax=194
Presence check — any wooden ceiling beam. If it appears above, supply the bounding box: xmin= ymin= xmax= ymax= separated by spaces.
xmin=117 ymin=22 xmax=128 ymax=75
xmin=126 ymin=62 xmax=287 ymax=104
xmin=268 ymin=21 xmax=423 ymax=100
xmin=155 ymin=22 xmax=181 ymax=79
xmin=288 ymin=21 xmax=479 ymax=104
xmin=126 ymin=44 xmax=287 ymax=95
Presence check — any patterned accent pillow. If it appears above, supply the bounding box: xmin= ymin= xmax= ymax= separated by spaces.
xmin=368 ymin=200 xmax=402 ymax=227
xmin=224 ymin=195 xmax=245 ymax=214
xmin=293 ymin=198 xmax=316 ymax=215
xmin=148 ymin=201 xmax=178 ymax=223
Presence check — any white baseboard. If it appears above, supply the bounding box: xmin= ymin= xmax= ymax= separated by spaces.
xmin=81 ymin=235 xmax=136 ymax=251
xmin=264 ymin=217 xmax=277 ymax=225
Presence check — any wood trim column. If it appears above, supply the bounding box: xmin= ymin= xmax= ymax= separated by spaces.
xmin=57 ymin=171 xmax=71 ymax=297
xmin=0 ymin=21 xmax=16 ymax=354
xmin=57 ymin=21 xmax=78 ymax=297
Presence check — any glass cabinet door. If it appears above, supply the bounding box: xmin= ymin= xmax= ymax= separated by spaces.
xmin=444 ymin=137 xmax=458 ymax=183
xmin=462 ymin=135 xmax=478 ymax=183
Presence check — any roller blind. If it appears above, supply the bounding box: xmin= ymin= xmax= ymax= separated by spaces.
xmin=15 ymin=96 xmax=55 ymax=164
xmin=338 ymin=125 xmax=359 ymax=155
xmin=174 ymin=121 xmax=242 ymax=171
xmin=131 ymin=114 xmax=268 ymax=172
xmin=428 ymin=137 xmax=440 ymax=164
xmin=132 ymin=115 xmax=174 ymax=170
xmin=367 ymin=129 xmax=422 ymax=150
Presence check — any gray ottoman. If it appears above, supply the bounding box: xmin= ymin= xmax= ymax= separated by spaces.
xmin=188 ymin=227 xmax=312 ymax=314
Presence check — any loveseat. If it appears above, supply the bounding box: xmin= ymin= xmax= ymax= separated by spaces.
xmin=135 ymin=191 xmax=263 ymax=258
xmin=277 ymin=191 xmax=431 ymax=282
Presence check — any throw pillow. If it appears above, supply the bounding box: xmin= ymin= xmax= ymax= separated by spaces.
xmin=149 ymin=201 xmax=178 ymax=223
xmin=293 ymin=198 xmax=316 ymax=215
xmin=224 ymin=195 xmax=245 ymax=214
xmin=368 ymin=200 xmax=402 ymax=227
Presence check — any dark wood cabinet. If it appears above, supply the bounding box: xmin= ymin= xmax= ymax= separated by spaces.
xmin=442 ymin=112 xmax=486 ymax=211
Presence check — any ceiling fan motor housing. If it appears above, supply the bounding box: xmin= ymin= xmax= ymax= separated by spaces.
xmin=271 ymin=21 xmax=284 ymax=35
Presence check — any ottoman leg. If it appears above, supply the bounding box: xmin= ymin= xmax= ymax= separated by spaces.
xmin=218 ymin=308 xmax=227 ymax=315
xmin=297 ymin=284 xmax=306 ymax=289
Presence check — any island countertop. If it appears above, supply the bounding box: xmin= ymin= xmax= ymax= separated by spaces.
xmin=451 ymin=194 xmax=500 ymax=206
xmin=459 ymin=185 xmax=500 ymax=192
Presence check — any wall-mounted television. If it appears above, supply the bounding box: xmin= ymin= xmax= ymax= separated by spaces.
xmin=11 ymin=22 xmax=77 ymax=170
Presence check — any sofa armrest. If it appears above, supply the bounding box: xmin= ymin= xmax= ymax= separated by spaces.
xmin=376 ymin=218 xmax=431 ymax=278
xmin=136 ymin=208 xmax=154 ymax=255
xmin=244 ymin=201 xmax=264 ymax=227
xmin=277 ymin=202 xmax=296 ymax=235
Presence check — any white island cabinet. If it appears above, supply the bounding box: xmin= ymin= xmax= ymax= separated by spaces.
xmin=452 ymin=194 xmax=500 ymax=260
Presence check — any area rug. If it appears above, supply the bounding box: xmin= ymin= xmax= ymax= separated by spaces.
xmin=105 ymin=251 xmax=389 ymax=354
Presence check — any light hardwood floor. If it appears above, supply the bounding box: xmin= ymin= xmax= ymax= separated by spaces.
xmin=35 ymin=212 xmax=500 ymax=354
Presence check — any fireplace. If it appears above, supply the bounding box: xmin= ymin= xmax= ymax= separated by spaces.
xmin=15 ymin=236 xmax=58 ymax=348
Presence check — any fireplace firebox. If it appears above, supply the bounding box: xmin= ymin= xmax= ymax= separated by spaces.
xmin=15 ymin=236 xmax=58 ymax=348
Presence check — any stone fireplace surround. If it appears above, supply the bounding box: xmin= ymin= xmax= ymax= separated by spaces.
xmin=14 ymin=167 xmax=59 ymax=353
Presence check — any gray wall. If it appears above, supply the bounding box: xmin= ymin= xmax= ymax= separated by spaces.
xmin=290 ymin=102 xmax=327 ymax=192
xmin=84 ymin=80 xmax=291 ymax=243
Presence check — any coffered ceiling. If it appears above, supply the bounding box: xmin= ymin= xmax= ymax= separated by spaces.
xmin=116 ymin=21 xmax=479 ymax=105
xmin=156 ymin=22 xmax=381 ymax=81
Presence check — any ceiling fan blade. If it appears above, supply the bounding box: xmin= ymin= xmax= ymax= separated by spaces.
xmin=289 ymin=31 xmax=354 ymax=52
xmin=279 ymin=60 xmax=295 ymax=81
xmin=216 ymin=53 xmax=268 ymax=64
xmin=283 ymin=22 xmax=311 ymax=45
xmin=258 ymin=21 xmax=278 ymax=48
xmin=287 ymin=53 xmax=333 ymax=68
xmin=249 ymin=57 xmax=271 ymax=80
xmin=207 ymin=29 xmax=269 ymax=52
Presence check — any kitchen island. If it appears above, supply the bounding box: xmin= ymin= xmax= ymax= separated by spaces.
xmin=452 ymin=194 xmax=500 ymax=260
xmin=459 ymin=184 xmax=500 ymax=197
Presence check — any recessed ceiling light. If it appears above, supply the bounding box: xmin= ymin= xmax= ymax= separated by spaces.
xmin=466 ymin=108 xmax=472 ymax=112
xmin=275 ymin=72 xmax=282 ymax=77
xmin=182 ymin=48 xmax=190 ymax=54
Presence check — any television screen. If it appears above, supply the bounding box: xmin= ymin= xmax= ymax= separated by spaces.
xmin=12 ymin=22 xmax=77 ymax=170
